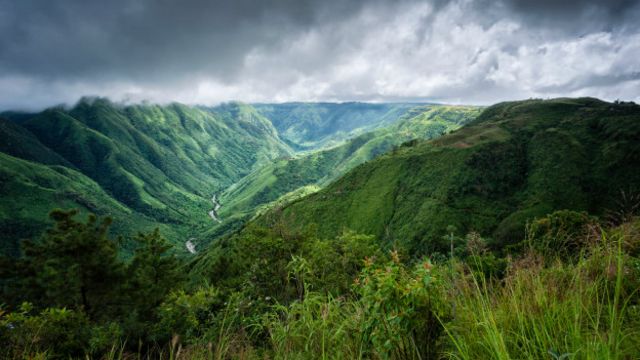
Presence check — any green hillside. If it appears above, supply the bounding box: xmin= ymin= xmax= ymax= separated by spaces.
xmin=257 ymin=98 xmax=640 ymax=254
xmin=0 ymin=99 xmax=294 ymax=250
xmin=217 ymin=105 xmax=481 ymax=224
xmin=0 ymin=153 xmax=178 ymax=256
xmin=253 ymin=102 xmax=421 ymax=149
xmin=21 ymin=99 xmax=291 ymax=212
xmin=3 ymin=99 xmax=464 ymax=251
xmin=0 ymin=118 xmax=73 ymax=167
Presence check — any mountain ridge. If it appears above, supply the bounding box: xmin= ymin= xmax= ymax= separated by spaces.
xmin=251 ymin=97 xmax=640 ymax=253
xmin=0 ymin=99 xmax=475 ymax=253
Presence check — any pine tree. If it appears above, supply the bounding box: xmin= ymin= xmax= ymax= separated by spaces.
xmin=18 ymin=209 xmax=125 ymax=320
xmin=124 ymin=228 xmax=183 ymax=338
xmin=128 ymin=229 xmax=182 ymax=312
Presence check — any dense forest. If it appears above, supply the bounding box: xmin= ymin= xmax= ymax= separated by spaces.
xmin=1 ymin=98 xmax=639 ymax=359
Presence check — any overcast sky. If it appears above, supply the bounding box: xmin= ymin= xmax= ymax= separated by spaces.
xmin=1 ymin=0 xmax=639 ymax=110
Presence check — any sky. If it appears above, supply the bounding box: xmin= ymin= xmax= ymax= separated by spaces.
xmin=1 ymin=0 xmax=639 ymax=110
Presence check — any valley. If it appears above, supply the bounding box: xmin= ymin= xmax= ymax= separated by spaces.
xmin=0 ymin=99 xmax=480 ymax=254
xmin=1 ymin=97 xmax=639 ymax=359
xmin=2 ymin=0 xmax=639 ymax=357
xmin=255 ymin=98 xmax=640 ymax=253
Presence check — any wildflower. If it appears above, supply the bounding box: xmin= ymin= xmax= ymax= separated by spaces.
xmin=390 ymin=249 xmax=401 ymax=263
xmin=364 ymin=256 xmax=374 ymax=267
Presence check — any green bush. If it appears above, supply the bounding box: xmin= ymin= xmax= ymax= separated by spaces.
xmin=302 ymin=231 xmax=383 ymax=296
xmin=466 ymin=253 xmax=507 ymax=279
xmin=261 ymin=251 xmax=448 ymax=359
xmin=153 ymin=286 xmax=223 ymax=343
xmin=527 ymin=210 xmax=599 ymax=258
xmin=356 ymin=252 xmax=447 ymax=359
xmin=0 ymin=303 xmax=91 ymax=358
xmin=263 ymin=293 xmax=363 ymax=359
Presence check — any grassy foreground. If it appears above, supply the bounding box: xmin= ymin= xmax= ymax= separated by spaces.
xmin=207 ymin=225 xmax=639 ymax=360
xmin=2 ymin=214 xmax=638 ymax=359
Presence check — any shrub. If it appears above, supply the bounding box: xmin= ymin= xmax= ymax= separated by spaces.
xmin=153 ymin=286 xmax=224 ymax=343
xmin=356 ymin=252 xmax=447 ymax=359
xmin=0 ymin=303 xmax=92 ymax=359
xmin=466 ymin=253 xmax=507 ymax=279
xmin=527 ymin=210 xmax=599 ymax=258
xmin=263 ymin=293 xmax=364 ymax=359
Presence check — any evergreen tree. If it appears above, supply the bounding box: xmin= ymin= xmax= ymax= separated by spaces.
xmin=128 ymin=229 xmax=182 ymax=312
xmin=17 ymin=209 xmax=124 ymax=320
xmin=124 ymin=228 xmax=183 ymax=339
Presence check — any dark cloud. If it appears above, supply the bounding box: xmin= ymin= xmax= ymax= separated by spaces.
xmin=503 ymin=0 xmax=638 ymax=20
xmin=0 ymin=0 xmax=638 ymax=110
xmin=0 ymin=0 xmax=374 ymax=81
xmin=496 ymin=0 xmax=640 ymax=34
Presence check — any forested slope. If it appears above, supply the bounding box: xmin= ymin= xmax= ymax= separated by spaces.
xmin=258 ymin=98 xmax=640 ymax=253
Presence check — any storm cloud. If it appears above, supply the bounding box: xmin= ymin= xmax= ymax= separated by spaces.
xmin=0 ymin=0 xmax=639 ymax=110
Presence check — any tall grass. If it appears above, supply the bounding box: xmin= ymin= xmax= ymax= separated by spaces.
xmin=441 ymin=231 xmax=639 ymax=359
xmin=263 ymin=294 xmax=365 ymax=360
xmin=5 ymin=224 xmax=639 ymax=359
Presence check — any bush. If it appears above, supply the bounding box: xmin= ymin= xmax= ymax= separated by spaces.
xmin=262 ymin=251 xmax=449 ymax=359
xmin=0 ymin=303 xmax=93 ymax=359
xmin=527 ymin=210 xmax=599 ymax=258
xmin=153 ymin=286 xmax=224 ymax=343
xmin=302 ymin=231 xmax=383 ymax=295
xmin=466 ymin=253 xmax=507 ymax=279
xmin=356 ymin=252 xmax=447 ymax=359
xmin=263 ymin=293 xmax=364 ymax=359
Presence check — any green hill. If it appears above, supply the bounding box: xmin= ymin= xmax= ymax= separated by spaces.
xmin=0 ymin=118 xmax=73 ymax=167
xmin=0 ymin=99 xmax=293 ymax=251
xmin=256 ymin=98 xmax=640 ymax=254
xmin=0 ymin=153 xmax=178 ymax=256
xmin=217 ymin=105 xmax=481 ymax=224
xmin=3 ymin=99 xmax=466 ymax=252
xmin=21 ymin=99 xmax=291 ymax=212
xmin=253 ymin=102 xmax=421 ymax=150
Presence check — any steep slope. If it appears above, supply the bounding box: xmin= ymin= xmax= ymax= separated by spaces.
xmin=0 ymin=153 xmax=173 ymax=256
xmin=218 ymin=105 xmax=481 ymax=222
xmin=0 ymin=99 xmax=292 ymax=249
xmin=20 ymin=99 xmax=291 ymax=217
xmin=0 ymin=118 xmax=72 ymax=167
xmin=253 ymin=102 xmax=420 ymax=150
xmin=257 ymin=98 xmax=640 ymax=254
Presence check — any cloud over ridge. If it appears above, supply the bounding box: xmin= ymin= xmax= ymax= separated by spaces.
xmin=0 ymin=0 xmax=639 ymax=109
